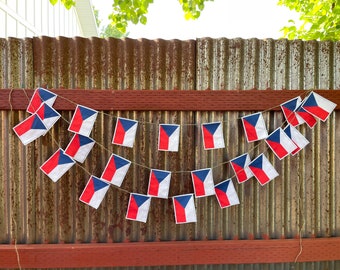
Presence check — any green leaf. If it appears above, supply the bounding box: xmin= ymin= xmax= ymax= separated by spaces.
xmin=140 ymin=15 xmax=147 ymax=25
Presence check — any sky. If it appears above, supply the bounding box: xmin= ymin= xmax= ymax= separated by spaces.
xmin=93 ymin=0 xmax=300 ymax=40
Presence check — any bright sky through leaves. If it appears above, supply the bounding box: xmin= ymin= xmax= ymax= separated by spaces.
xmin=94 ymin=0 xmax=300 ymax=40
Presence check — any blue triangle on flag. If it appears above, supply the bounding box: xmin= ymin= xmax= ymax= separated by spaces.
xmin=78 ymin=134 xmax=94 ymax=146
xmin=38 ymin=88 xmax=56 ymax=101
xmin=175 ymin=195 xmax=192 ymax=208
xmin=32 ymin=115 xmax=47 ymax=130
xmin=215 ymin=180 xmax=230 ymax=193
xmin=243 ymin=113 xmax=260 ymax=126
xmin=203 ymin=123 xmax=220 ymax=134
xmin=113 ymin=155 xmax=130 ymax=169
xmin=267 ymin=129 xmax=281 ymax=143
xmin=58 ymin=150 xmax=74 ymax=165
xmin=92 ymin=176 xmax=109 ymax=191
xmin=153 ymin=170 xmax=170 ymax=182
xmin=133 ymin=194 xmax=149 ymax=206
xmin=232 ymin=154 xmax=247 ymax=167
xmin=119 ymin=118 xmax=136 ymax=131
xmin=79 ymin=106 xmax=96 ymax=120
xmin=161 ymin=125 xmax=178 ymax=136
xmin=193 ymin=169 xmax=210 ymax=182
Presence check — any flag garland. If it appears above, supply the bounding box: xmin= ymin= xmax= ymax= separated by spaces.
xmin=12 ymin=88 xmax=337 ymax=224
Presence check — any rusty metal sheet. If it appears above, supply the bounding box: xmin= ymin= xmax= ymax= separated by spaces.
xmin=0 ymin=36 xmax=340 ymax=270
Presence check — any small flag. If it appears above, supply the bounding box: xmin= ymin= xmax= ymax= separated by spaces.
xmin=230 ymin=153 xmax=253 ymax=184
xmin=301 ymin=92 xmax=336 ymax=121
xmin=64 ymin=134 xmax=95 ymax=163
xmin=27 ymin=87 xmax=57 ymax=114
xmin=280 ymin=97 xmax=303 ymax=126
xmin=112 ymin=117 xmax=138 ymax=148
xmin=68 ymin=105 xmax=98 ymax=137
xmin=13 ymin=114 xmax=47 ymax=145
xmin=295 ymin=106 xmax=317 ymax=128
xmin=100 ymin=154 xmax=131 ymax=187
xmin=241 ymin=112 xmax=268 ymax=142
xmin=35 ymin=103 xmax=61 ymax=133
xmin=265 ymin=127 xmax=297 ymax=160
xmin=147 ymin=169 xmax=171 ymax=198
xmin=214 ymin=179 xmax=240 ymax=208
xmin=248 ymin=154 xmax=279 ymax=186
xmin=201 ymin=122 xmax=225 ymax=150
xmin=126 ymin=193 xmax=151 ymax=223
xmin=283 ymin=125 xmax=309 ymax=155
xmin=79 ymin=176 xmax=110 ymax=209
xmin=173 ymin=194 xmax=197 ymax=224
xmin=40 ymin=148 xmax=75 ymax=182
xmin=158 ymin=124 xmax=180 ymax=151
xmin=191 ymin=168 xmax=215 ymax=197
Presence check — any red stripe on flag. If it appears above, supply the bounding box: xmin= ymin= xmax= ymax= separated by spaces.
xmin=13 ymin=116 xmax=35 ymax=136
xmin=304 ymin=106 xmax=329 ymax=121
xmin=101 ymin=158 xmax=117 ymax=182
xmin=148 ymin=173 xmax=160 ymax=196
xmin=232 ymin=163 xmax=248 ymax=183
xmin=80 ymin=179 xmax=95 ymax=204
xmin=203 ymin=127 xmax=214 ymax=149
xmin=174 ymin=200 xmax=186 ymax=223
xmin=243 ymin=120 xmax=258 ymax=141
xmin=27 ymin=94 xmax=42 ymax=113
xmin=126 ymin=196 xmax=138 ymax=219
xmin=215 ymin=188 xmax=230 ymax=208
xmin=266 ymin=140 xmax=289 ymax=159
xmin=41 ymin=151 xmax=61 ymax=174
xmin=296 ymin=111 xmax=317 ymax=127
xmin=65 ymin=135 xmax=81 ymax=157
xmin=159 ymin=127 xmax=169 ymax=150
xmin=193 ymin=175 xmax=206 ymax=196
xmin=282 ymin=107 xmax=299 ymax=126
xmin=113 ymin=121 xmax=125 ymax=144
xmin=69 ymin=108 xmax=83 ymax=133
xmin=250 ymin=166 xmax=270 ymax=185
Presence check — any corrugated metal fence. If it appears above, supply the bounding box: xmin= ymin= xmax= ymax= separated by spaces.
xmin=0 ymin=36 xmax=340 ymax=269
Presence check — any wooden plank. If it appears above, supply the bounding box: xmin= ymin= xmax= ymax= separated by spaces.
xmin=1 ymin=89 xmax=339 ymax=111
xmin=1 ymin=238 xmax=340 ymax=268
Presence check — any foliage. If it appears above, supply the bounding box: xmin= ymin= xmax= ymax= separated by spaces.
xmin=278 ymin=0 xmax=340 ymax=41
xmin=94 ymin=7 xmax=127 ymax=39
xmin=49 ymin=0 xmax=75 ymax=10
xmin=50 ymin=0 xmax=213 ymax=34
